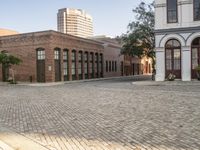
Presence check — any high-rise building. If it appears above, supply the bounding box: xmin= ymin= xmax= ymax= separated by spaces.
xmin=57 ymin=8 xmax=93 ymax=38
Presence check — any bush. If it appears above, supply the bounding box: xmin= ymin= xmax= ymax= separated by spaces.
xmin=167 ymin=73 xmax=176 ymax=81
xmin=195 ymin=65 xmax=200 ymax=72
xmin=195 ymin=65 xmax=200 ymax=80
xmin=7 ymin=77 xmax=17 ymax=84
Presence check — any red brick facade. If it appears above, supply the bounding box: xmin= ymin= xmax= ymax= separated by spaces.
xmin=0 ymin=30 xmax=104 ymax=82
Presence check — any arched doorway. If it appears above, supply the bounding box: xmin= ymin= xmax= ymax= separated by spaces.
xmin=165 ymin=39 xmax=181 ymax=78
xmin=191 ymin=37 xmax=200 ymax=78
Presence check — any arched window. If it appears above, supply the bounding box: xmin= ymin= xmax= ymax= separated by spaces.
xmin=191 ymin=37 xmax=200 ymax=78
xmin=165 ymin=39 xmax=181 ymax=78
xmin=167 ymin=0 xmax=178 ymax=23
xmin=194 ymin=0 xmax=200 ymax=20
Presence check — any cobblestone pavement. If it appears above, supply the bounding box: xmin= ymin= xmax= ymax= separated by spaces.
xmin=0 ymin=76 xmax=200 ymax=150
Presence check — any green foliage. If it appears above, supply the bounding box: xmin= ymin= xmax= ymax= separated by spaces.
xmin=195 ymin=65 xmax=200 ymax=80
xmin=0 ymin=51 xmax=22 ymax=83
xmin=195 ymin=65 xmax=200 ymax=72
xmin=121 ymin=1 xmax=155 ymax=67
xmin=0 ymin=51 xmax=22 ymax=67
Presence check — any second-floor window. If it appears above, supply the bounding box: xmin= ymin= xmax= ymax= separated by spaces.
xmin=194 ymin=0 xmax=200 ymax=20
xmin=167 ymin=0 xmax=178 ymax=23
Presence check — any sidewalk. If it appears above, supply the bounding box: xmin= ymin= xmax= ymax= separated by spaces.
xmin=16 ymin=75 xmax=151 ymax=87
xmin=132 ymin=80 xmax=200 ymax=86
xmin=0 ymin=126 xmax=49 ymax=150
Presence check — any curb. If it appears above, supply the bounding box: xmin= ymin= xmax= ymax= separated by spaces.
xmin=17 ymin=75 xmax=151 ymax=87
xmin=0 ymin=126 xmax=49 ymax=150
xmin=0 ymin=141 xmax=14 ymax=150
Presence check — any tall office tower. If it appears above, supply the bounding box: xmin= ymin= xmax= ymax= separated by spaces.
xmin=57 ymin=8 xmax=93 ymax=38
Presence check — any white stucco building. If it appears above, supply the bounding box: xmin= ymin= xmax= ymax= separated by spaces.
xmin=155 ymin=0 xmax=200 ymax=81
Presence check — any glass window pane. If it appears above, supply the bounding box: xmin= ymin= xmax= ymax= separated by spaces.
xmin=84 ymin=53 xmax=88 ymax=61
xmin=166 ymin=40 xmax=180 ymax=48
xmin=192 ymin=48 xmax=198 ymax=59
xmin=192 ymin=38 xmax=200 ymax=46
xmin=173 ymin=40 xmax=180 ymax=47
xmin=174 ymin=49 xmax=180 ymax=59
xmin=194 ymin=0 xmax=200 ymax=20
xmin=166 ymin=60 xmax=172 ymax=70
xmin=173 ymin=49 xmax=181 ymax=70
xmin=79 ymin=52 xmax=82 ymax=61
xmin=167 ymin=0 xmax=177 ymax=23
xmin=192 ymin=48 xmax=198 ymax=69
xmin=166 ymin=49 xmax=172 ymax=59
xmin=37 ymin=50 xmax=45 ymax=60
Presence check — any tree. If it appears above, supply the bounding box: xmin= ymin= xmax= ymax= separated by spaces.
xmin=121 ymin=1 xmax=155 ymax=69
xmin=0 ymin=51 xmax=22 ymax=82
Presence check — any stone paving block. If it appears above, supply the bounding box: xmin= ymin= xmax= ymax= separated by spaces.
xmin=0 ymin=77 xmax=200 ymax=150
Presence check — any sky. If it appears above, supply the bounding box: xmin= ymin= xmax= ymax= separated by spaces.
xmin=0 ymin=0 xmax=153 ymax=37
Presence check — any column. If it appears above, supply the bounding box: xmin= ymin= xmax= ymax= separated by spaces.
xmin=155 ymin=48 xmax=165 ymax=81
xmin=182 ymin=46 xmax=191 ymax=81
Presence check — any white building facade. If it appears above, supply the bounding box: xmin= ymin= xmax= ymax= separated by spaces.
xmin=155 ymin=0 xmax=200 ymax=81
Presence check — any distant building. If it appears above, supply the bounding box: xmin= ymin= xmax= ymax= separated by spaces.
xmin=57 ymin=8 xmax=93 ymax=38
xmin=0 ymin=28 xmax=19 ymax=36
xmin=91 ymin=36 xmax=150 ymax=77
xmin=155 ymin=0 xmax=200 ymax=81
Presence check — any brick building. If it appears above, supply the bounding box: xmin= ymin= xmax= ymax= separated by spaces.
xmin=0 ymin=30 xmax=150 ymax=83
xmin=91 ymin=36 xmax=124 ymax=77
xmin=0 ymin=30 xmax=104 ymax=82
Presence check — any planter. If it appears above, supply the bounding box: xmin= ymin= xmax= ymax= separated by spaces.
xmin=168 ymin=78 xmax=175 ymax=81
xmin=167 ymin=73 xmax=176 ymax=81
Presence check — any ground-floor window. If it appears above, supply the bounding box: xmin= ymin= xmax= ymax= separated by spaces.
xmin=90 ymin=53 xmax=94 ymax=78
xmin=84 ymin=52 xmax=89 ymax=79
xmin=191 ymin=37 xmax=200 ymax=78
xmin=72 ymin=50 xmax=76 ymax=80
xmin=115 ymin=61 xmax=117 ymax=72
xmin=100 ymin=54 xmax=103 ymax=77
xmin=95 ymin=53 xmax=99 ymax=78
xmin=36 ymin=48 xmax=45 ymax=82
xmin=78 ymin=51 xmax=83 ymax=80
xmin=165 ymin=39 xmax=181 ymax=78
xmin=63 ymin=49 xmax=69 ymax=81
xmin=106 ymin=61 xmax=108 ymax=72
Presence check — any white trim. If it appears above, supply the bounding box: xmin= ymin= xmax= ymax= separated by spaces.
xmin=159 ymin=34 xmax=186 ymax=47
xmin=186 ymin=32 xmax=200 ymax=46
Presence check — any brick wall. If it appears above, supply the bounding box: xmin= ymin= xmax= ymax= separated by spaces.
xmin=0 ymin=30 xmax=104 ymax=82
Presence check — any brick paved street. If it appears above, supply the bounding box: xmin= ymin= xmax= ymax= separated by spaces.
xmin=0 ymin=76 xmax=200 ymax=150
